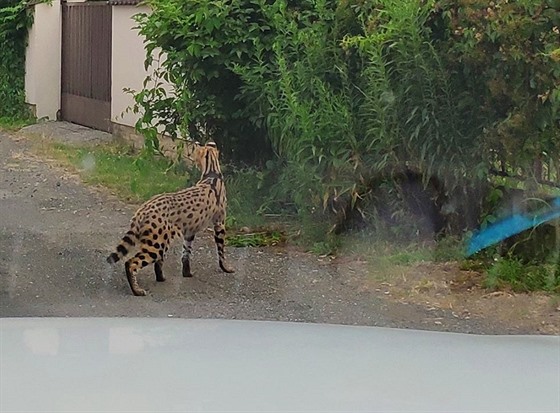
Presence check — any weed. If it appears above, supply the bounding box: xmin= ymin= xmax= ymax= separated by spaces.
xmin=484 ymin=256 xmax=560 ymax=293
xmin=0 ymin=116 xmax=34 ymax=131
xmin=338 ymin=232 xmax=434 ymax=280
xmin=310 ymin=238 xmax=341 ymax=256
xmin=290 ymin=210 xmax=341 ymax=255
xmin=459 ymin=259 xmax=488 ymax=272
xmin=1 ymin=0 xmax=34 ymax=121
xmin=226 ymin=231 xmax=284 ymax=248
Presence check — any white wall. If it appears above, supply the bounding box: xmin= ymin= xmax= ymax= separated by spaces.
xmin=25 ymin=0 xmax=62 ymax=120
xmin=112 ymin=5 xmax=163 ymax=128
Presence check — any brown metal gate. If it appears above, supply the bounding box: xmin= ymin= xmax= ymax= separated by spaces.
xmin=61 ymin=2 xmax=112 ymax=132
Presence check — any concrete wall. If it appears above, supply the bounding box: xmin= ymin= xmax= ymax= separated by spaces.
xmin=111 ymin=4 xmax=175 ymax=154
xmin=111 ymin=5 xmax=152 ymax=129
xmin=25 ymin=0 xmax=62 ymax=120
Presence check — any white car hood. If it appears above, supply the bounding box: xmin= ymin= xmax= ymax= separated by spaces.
xmin=1 ymin=317 xmax=559 ymax=412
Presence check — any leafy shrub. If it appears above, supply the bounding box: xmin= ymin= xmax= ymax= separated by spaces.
xmin=131 ymin=0 xmax=275 ymax=162
xmin=0 ymin=0 xmax=33 ymax=120
xmin=432 ymin=0 xmax=560 ymax=183
xmin=132 ymin=0 xmax=560 ymax=246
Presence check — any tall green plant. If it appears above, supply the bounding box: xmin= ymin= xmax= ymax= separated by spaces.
xmin=0 ymin=0 xmax=33 ymax=119
xmin=345 ymin=0 xmax=486 ymax=182
xmin=236 ymin=0 xmax=360 ymax=211
xmin=236 ymin=0 xmax=485 ymax=225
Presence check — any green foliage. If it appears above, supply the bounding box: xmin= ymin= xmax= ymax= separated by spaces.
xmin=226 ymin=230 xmax=283 ymax=247
xmin=232 ymin=0 xmax=484 ymax=234
xmin=0 ymin=0 xmax=33 ymax=119
xmin=433 ymin=0 xmax=560 ymax=181
xmin=484 ymin=256 xmax=559 ymax=293
xmin=464 ymin=218 xmax=559 ymax=293
xmin=132 ymin=0 xmax=560 ymax=250
xmin=345 ymin=0 xmax=482 ymax=178
xmin=130 ymin=0 xmax=275 ymax=162
xmin=0 ymin=115 xmax=33 ymax=131
xmin=222 ymin=166 xmax=271 ymax=229
xmin=235 ymin=0 xmax=363 ymax=213
xmin=296 ymin=208 xmax=341 ymax=254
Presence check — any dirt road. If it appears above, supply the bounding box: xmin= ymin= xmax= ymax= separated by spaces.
xmin=0 ymin=127 xmax=557 ymax=334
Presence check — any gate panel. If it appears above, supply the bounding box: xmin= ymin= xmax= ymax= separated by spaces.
xmin=61 ymin=2 xmax=112 ymax=132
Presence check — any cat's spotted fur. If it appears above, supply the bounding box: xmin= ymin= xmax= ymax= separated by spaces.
xmin=107 ymin=142 xmax=234 ymax=296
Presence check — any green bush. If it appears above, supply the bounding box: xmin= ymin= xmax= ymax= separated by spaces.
xmin=234 ymin=0 xmax=487 ymax=234
xmin=130 ymin=0 xmax=275 ymax=162
xmin=132 ymin=0 xmax=560 ymax=247
xmin=0 ymin=0 xmax=33 ymax=120
xmin=432 ymin=0 xmax=560 ymax=182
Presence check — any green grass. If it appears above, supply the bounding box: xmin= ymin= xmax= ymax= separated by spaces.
xmin=483 ymin=256 xmax=560 ymax=293
xmin=337 ymin=234 xmax=432 ymax=280
xmin=0 ymin=115 xmax=34 ymax=131
xmin=432 ymin=236 xmax=465 ymax=262
xmin=339 ymin=232 xmax=464 ymax=263
xmin=462 ymin=221 xmax=560 ymax=293
xmin=226 ymin=231 xmax=284 ymax=247
xmin=37 ymin=142 xmax=188 ymax=203
xmin=369 ymin=248 xmax=434 ymax=280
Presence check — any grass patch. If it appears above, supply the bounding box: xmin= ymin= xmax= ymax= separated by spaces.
xmin=464 ymin=241 xmax=560 ymax=293
xmin=226 ymin=230 xmax=284 ymax=247
xmin=0 ymin=115 xmax=34 ymax=131
xmin=340 ymin=233 xmax=463 ymax=264
xmin=462 ymin=222 xmax=559 ymax=293
xmin=367 ymin=247 xmax=433 ymax=281
xmin=288 ymin=210 xmax=340 ymax=255
xmin=338 ymin=234 xmax=433 ymax=280
xmin=309 ymin=238 xmax=341 ymax=255
xmin=433 ymin=236 xmax=465 ymax=262
xmin=338 ymin=234 xmax=471 ymax=282
xmin=483 ymin=256 xmax=559 ymax=293
xmin=35 ymin=141 xmax=188 ymax=203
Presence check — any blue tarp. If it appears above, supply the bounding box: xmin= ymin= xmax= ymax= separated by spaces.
xmin=466 ymin=197 xmax=560 ymax=256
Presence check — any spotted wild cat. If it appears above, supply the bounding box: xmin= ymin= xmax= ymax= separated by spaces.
xmin=107 ymin=141 xmax=234 ymax=296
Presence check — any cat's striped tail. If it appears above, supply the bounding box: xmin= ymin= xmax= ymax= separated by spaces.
xmin=107 ymin=230 xmax=138 ymax=264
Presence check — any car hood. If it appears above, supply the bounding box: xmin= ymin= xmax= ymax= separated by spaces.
xmin=1 ymin=317 xmax=559 ymax=412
